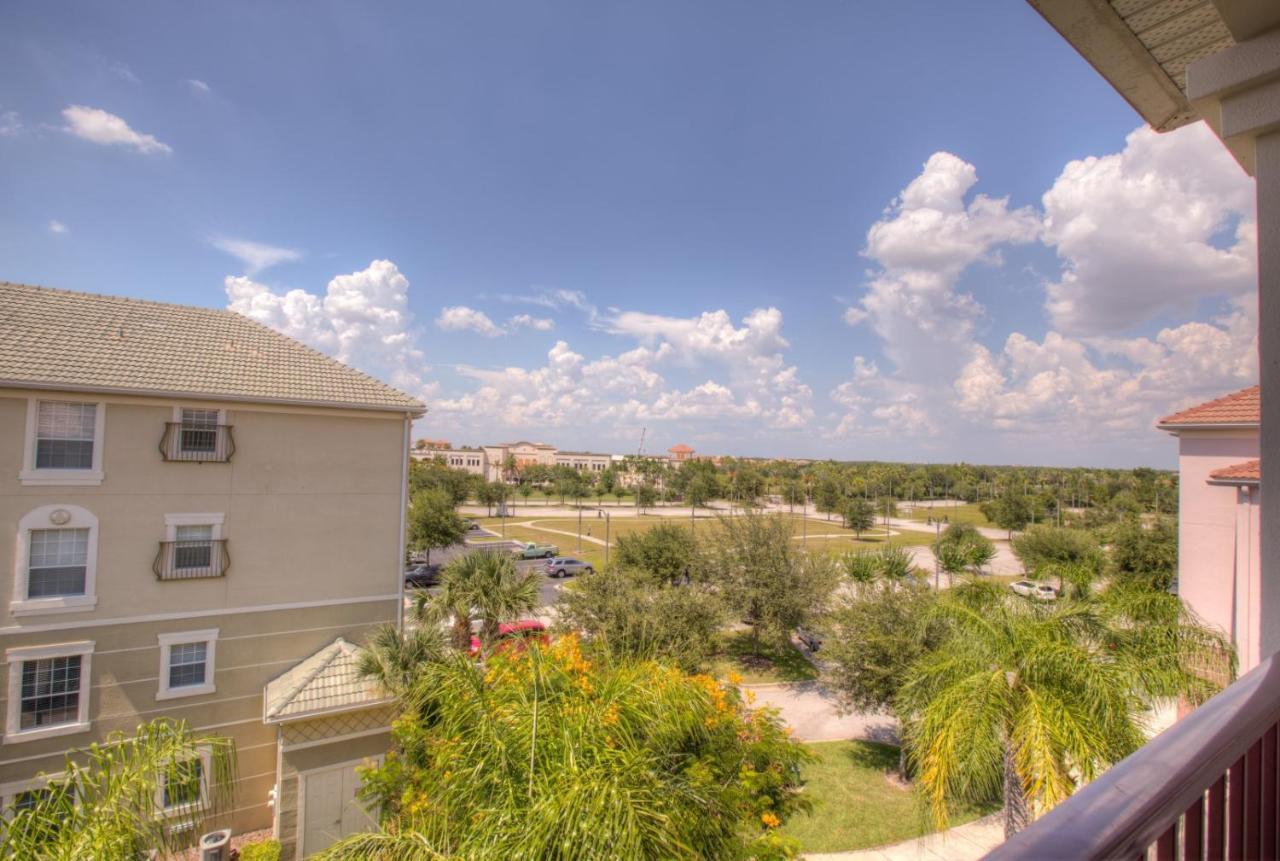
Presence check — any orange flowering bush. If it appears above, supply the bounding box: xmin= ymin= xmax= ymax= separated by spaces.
xmin=346 ymin=634 xmax=810 ymax=860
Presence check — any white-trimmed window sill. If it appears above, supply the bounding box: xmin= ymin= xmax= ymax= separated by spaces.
xmin=10 ymin=596 xmax=97 ymax=617
xmin=18 ymin=470 xmax=104 ymax=487
xmin=155 ymin=684 xmax=215 ymax=702
xmin=2 ymin=720 xmax=90 ymax=745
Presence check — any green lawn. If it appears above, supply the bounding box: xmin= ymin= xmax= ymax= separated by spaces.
xmin=475 ymin=514 xmax=935 ymax=566
xmin=901 ymin=502 xmax=992 ymax=528
xmin=708 ymin=630 xmax=818 ymax=685
xmin=782 ymin=740 xmax=995 ymax=854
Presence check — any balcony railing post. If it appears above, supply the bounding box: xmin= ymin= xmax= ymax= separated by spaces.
xmin=158 ymin=423 xmax=235 ymax=463
xmin=154 ymin=540 xmax=228 ymax=580
xmin=1229 ymin=756 xmax=1245 ymax=859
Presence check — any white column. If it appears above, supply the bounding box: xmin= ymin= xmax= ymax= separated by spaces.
xmin=1188 ymin=31 xmax=1280 ymax=659
xmin=1257 ymin=131 xmax=1280 ymax=660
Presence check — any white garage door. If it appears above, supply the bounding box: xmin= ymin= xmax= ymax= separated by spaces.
xmin=301 ymin=760 xmax=378 ymax=857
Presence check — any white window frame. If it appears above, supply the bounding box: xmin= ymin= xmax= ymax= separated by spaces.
xmin=169 ymin=406 xmax=226 ymax=455
xmin=156 ymin=629 xmax=218 ymax=700
xmin=1 ymin=771 xmax=67 ymax=821
xmin=4 ymin=641 xmax=94 ymax=744
xmin=19 ymin=398 xmax=106 ymax=486
xmin=163 ymin=512 xmax=225 ymax=542
xmin=12 ymin=505 xmax=99 ymax=617
xmin=154 ymin=744 xmax=213 ymax=819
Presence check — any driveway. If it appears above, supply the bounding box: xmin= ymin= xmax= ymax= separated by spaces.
xmin=748 ymin=681 xmax=898 ymax=744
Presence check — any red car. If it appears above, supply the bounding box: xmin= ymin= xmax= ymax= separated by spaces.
xmin=469 ymin=619 xmax=549 ymax=656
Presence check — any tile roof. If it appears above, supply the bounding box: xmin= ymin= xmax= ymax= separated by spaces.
xmin=1157 ymin=386 xmax=1259 ymax=427
xmin=1208 ymin=459 xmax=1261 ymax=484
xmin=668 ymin=443 xmax=694 ymax=453
xmin=264 ymin=638 xmax=392 ymax=722
xmin=0 ymin=282 xmax=424 ymax=413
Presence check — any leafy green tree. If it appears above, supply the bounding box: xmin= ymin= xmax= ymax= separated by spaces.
xmin=3 ymin=720 xmax=236 ymax=860
xmin=614 ymin=522 xmax=698 ymax=585
xmin=1011 ymin=525 xmax=1103 ymax=579
xmin=706 ymin=513 xmax=839 ymax=655
xmin=686 ymin=471 xmax=719 ymax=510
xmin=898 ymin=581 xmax=1233 ymax=838
xmin=932 ymin=523 xmax=996 ymax=577
xmin=813 ymin=478 xmax=842 ymax=521
xmin=636 ymin=483 xmax=657 ymax=512
xmin=518 ymin=482 xmax=533 ymax=509
xmin=407 ymin=489 xmax=467 ymax=564
xmin=822 ymin=581 xmax=938 ymax=712
xmin=841 ymin=498 xmax=876 ymax=538
xmin=1109 ymin=517 xmax=1178 ymax=591
xmin=556 ymin=567 xmax=725 ymax=672
xmin=981 ymin=494 xmax=1033 ymax=539
xmin=408 ymin=458 xmax=471 ymax=505
xmin=476 ymin=480 xmax=502 ymax=515
xmin=334 ymin=640 xmax=810 ymax=860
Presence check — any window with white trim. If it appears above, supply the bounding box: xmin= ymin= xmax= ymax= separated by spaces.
xmin=12 ymin=506 xmax=99 ymax=616
xmin=159 ymin=515 xmax=225 ymax=580
xmin=20 ymin=399 xmax=105 ymax=486
xmin=4 ymin=642 xmax=93 ymax=744
xmin=156 ymin=630 xmax=217 ymax=700
xmin=177 ymin=408 xmax=219 ymax=455
xmin=1 ymin=773 xmax=65 ymax=822
xmin=155 ymin=746 xmax=211 ymax=817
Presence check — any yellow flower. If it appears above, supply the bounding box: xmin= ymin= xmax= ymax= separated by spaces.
xmin=727 ymin=671 xmax=744 ymax=686
xmin=761 ymin=812 xmax=781 ymax=829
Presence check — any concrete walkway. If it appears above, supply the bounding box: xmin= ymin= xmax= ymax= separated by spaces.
xmin=748 ymin=681 xmax=897 ymax=744
xmin=804 ymin=816 xmax=1003 ymax=861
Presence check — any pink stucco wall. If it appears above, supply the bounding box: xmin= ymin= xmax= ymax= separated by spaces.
xmin=1176 ymin=431 xmax=1261 ymax=671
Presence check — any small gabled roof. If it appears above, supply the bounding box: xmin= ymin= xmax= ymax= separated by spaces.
xmin=0 ymin=282 xmax=424 ymax=414
xmin=263 ymin=638 xmax=392 ymax=723
xmin=1157 ymin=386 xmax=1259 ymax=429
xmin=1208 ymin=459 xmax=1261 ymax=485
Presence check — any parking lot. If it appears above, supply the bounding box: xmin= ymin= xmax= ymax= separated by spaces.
xmin=406 ymin=538 xmax=575 ymax=609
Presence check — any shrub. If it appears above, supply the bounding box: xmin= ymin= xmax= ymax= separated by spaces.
xmin=238 ymin=839 xmax=282 ymax=861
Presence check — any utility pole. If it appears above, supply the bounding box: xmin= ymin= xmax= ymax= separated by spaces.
xmin=934 ymin=518 xmax=941 ymax=590
xmin=604 ymin=511 xmax=610 ymax=565
xmin=577 ymin=506 xmax=582 ymax=553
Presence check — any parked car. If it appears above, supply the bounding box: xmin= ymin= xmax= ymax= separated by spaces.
xmin=469 ymin=619 xmax=549 ymax=656
xmin=1034 ymin=583 xmax=1059 ymax=601
xmin=462 ymin=518 xmax=481 ymax=532
xmin=513 ymin=541 xmax=558 ymax=559
xmin=404 ymin=563 xmax=441 ymax=588
xmin=545 ymin=557 xmax=594 ymax=578
xmin=796 ymin=627 xmax=824 ymax=653
xmin=1010 ymin=579 xmax=1058 ymax=601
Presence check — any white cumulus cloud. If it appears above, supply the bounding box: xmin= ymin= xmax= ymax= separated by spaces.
xmin=509 ymin=314 xmax=554 ymax=331
xmin=48 ymin=220 xmax=68 ymax=235
xmin=225 ymin=259 xmax=435 ymax=401
xmin=186 ymin=79 xmax=211 ymax=94
xmin=436 ymin=306 xmax=504 ymax=337
xmin=210 ymin=236 xmax=302 ymax=275
xmin=62 ymin=105 xmax=171 ymax=155
xmin=1041 ymin=123 xmax=1255 ymax=335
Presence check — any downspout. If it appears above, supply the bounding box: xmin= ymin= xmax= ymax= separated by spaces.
xmin=397 ymin=413 xmax=410 ymax=631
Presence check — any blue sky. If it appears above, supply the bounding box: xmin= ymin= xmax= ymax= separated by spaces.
xmin=0 ymin=2 xmax=1258 ymax=467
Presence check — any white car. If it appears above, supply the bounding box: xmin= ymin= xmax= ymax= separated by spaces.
xmin=1010 ymin=580 xmax=1058 ymax=601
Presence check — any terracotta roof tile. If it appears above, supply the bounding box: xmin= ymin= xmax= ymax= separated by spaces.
xmin=1157 ymin=386 xmax=1259 ymax=427
xmin=1208 ymin=459 xmax=1260 ymax=483
xmin=0 ymin=282 xmax=424 ymax=412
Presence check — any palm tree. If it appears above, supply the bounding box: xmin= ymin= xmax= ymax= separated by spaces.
xmin=358 ymin=597 xmax=449 ymax=696
xmin=434 ymin=551 xmax=539 ymax=652
xmin=898 ymin=582 xmax=1233 ymax=838
xmin=2 ymin=719 xmax=235 ymax=860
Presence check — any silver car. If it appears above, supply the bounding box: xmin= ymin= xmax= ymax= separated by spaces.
xmin=545 ymin=557 xmax=594 ymax=578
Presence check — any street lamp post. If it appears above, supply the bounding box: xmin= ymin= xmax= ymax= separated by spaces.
xmin=577 ymin=505 xmax=582 ymax=553
xmin=934 ymin=519 xmax=941 ymax=590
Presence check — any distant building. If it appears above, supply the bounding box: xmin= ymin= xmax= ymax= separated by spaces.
xmin=1158 ymin=386 xmax=1261 ymax=673
xmin=410 ymin=439 xmax=697 ymax=483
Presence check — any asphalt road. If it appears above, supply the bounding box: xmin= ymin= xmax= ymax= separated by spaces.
xmin=407 ymin=541 xmax=572 ymax=608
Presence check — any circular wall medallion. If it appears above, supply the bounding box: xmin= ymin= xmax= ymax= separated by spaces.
xmin=49 ymin=508 xmax=72 ymax=525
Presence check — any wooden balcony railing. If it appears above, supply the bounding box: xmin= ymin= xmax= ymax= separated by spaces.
xmin=153 ymin=540 xmax=229 ymax=581
xmin=984 ymin=653 xmax=1280 ymax=861
xmin=158 ymin=423 xmax=236 ymax=463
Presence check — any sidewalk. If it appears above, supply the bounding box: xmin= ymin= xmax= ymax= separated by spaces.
xmin=804 ymin=815 xmax=1003 ymax=861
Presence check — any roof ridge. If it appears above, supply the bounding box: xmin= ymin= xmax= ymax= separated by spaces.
xmin=1157 ymin=384 xmax=1259 ymax=426
xmin=266 ymin=638 xmax=349 ymax=718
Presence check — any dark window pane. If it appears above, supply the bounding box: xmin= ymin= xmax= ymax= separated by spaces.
xmin=163 ymin=758 xmax=203 ymax=808
xmin=27 ymin=566 xmax=86 ymax=598
xmin=35 ymin=439 xmax=94 ymax=469
xmin=173 ymin=543 xmax=213 ymax=570
xmin=19 ymin=656 xmax=81 ymax=730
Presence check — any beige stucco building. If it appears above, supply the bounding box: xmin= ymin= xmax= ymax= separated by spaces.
xmin=0 ymin=283 xmax=424 ymax=857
